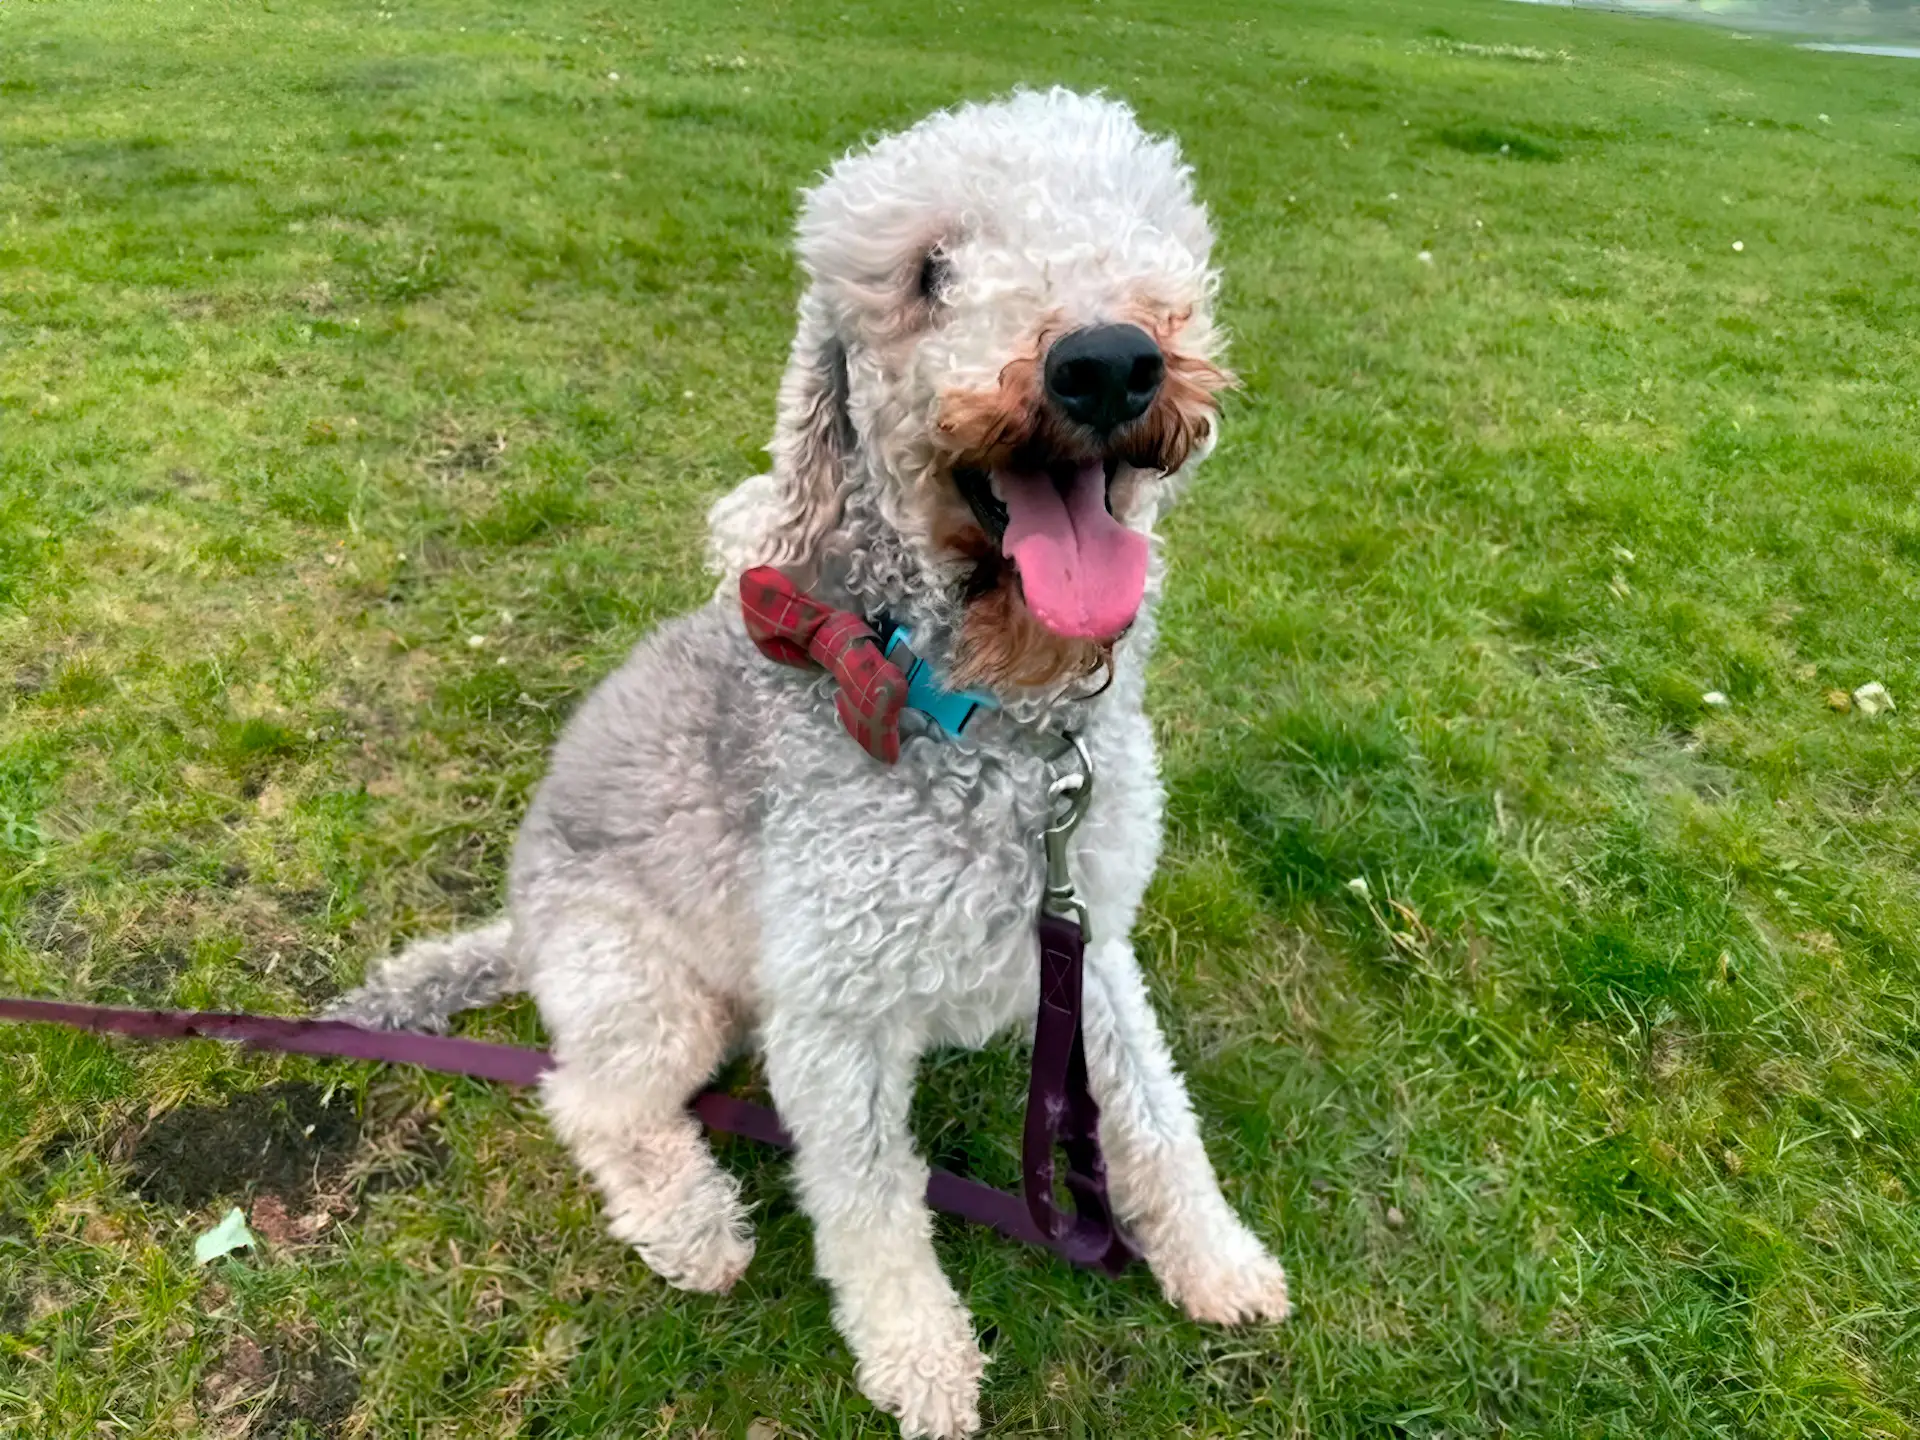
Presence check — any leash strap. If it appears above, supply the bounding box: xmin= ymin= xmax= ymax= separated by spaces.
xmin=1021 ymin=914 xmax=1140 ymax=1276
xmin=0 ymin=994 xmax=1131 ymax=1272
xmin=0 ymin=997 xmax=553 ymax=1084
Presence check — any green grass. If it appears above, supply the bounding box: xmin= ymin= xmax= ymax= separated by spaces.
xmin=4 ymin=0 xmax=1920 ymax=1434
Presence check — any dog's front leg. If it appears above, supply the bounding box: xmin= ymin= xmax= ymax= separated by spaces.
xmin=761 ymin=1002 xmax=985 ymax=1439
xmin=1082 ymin=937 xmax=1293 ymax=1325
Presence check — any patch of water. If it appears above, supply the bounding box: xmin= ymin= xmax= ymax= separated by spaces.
xmin=1797 ymin=42 xmax=1920 ymax=57
xmin=1500 ymin=0 xmax=1920 ymax=51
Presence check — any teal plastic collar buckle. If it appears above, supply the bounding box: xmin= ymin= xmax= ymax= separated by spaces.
xmin=880 ymin=623 xmax=998 ymax=741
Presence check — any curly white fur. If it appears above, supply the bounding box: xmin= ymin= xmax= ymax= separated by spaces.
xmin=333 ymin=88 xmax=1289 ymax=1438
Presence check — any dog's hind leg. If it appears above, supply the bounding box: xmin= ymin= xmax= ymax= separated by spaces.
xmin=325 ymin=919 xmax=518 ymax=1032
xmin=529 ymin=913 xmax=754 ymax=1294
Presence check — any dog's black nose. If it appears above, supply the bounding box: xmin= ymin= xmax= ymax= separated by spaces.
xmin=1043 ymin=323 xmax=1164 ymax=434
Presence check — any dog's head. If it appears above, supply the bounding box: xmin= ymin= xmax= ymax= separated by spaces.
xmin=709 ymin=89 xmax=1228 ymax=699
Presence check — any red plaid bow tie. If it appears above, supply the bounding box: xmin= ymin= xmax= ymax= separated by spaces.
xmin=740 ymin=566 xmax=907 ymax=764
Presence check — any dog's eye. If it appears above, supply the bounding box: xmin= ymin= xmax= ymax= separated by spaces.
xmin=916 ymin=248 xmax=950 ymax=304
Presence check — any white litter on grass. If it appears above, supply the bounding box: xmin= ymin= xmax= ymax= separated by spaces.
xmin=194 ymin=1208 xmax=256 ymax=1265
xmin=1732 ymin=240 xmax=1745 ymax=252
xmin=1702 ymin=691 xmax=1730 ymax=708
xmin=1853 ymin=681 xmax=1895 ymax=717
xmin=1423 ymin=38 xmax=1565 ymax=62
xmin=467 ymin=634 xmax=488 ymax=649
xmin=1417 ymin=250 xmax=1434 ymax=264
xmin=1347 ymin=877 xmax=1372 ymax=898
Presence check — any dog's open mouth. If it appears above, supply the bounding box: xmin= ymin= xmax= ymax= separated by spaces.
xmin=953 ymin=455 xmax=1149 ymax=642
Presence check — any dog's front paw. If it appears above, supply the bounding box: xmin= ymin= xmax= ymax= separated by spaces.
xmin=1152 ymin=1219 xmax=1292 ymax=1327
xmin=614 ymin=1206 xmax=755 ymax=1294
xmin=605 ymin=1168 xmax=756 ymax=1294
xmin=849 ymin=1293 xmax=986 ymax=1438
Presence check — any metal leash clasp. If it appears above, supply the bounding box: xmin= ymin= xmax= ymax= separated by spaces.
xmin=1042 ymin=733 xmax=1094 ymax=942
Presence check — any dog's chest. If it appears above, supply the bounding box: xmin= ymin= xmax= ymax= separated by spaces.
xmin=884 ymin=750 xmax=1057 ymax=1044
xmin=756 ymin=685 xmax=1162 ymax=1049
xmin=758 ymin=736 xmax=1053 ymax=1036
xmin=914 ymin=801 xmax=1051 ymax=1048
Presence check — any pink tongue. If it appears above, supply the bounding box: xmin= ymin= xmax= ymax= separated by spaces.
xmin=995 ymin=461 xmax=1149 ymax=640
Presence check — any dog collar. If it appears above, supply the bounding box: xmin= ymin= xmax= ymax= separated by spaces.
xmin=873 ymin=617 xmax=999 ymax=742
xmin=739 ymin=567 xmax=997 ymax=760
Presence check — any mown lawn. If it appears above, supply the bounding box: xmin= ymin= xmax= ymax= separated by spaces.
xmin=5 ymin=0 xmax=1920 ymax=1435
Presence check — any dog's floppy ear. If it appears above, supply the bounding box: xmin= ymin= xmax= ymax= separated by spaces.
xmin=706 ymin=293 xmax=850 ymax=581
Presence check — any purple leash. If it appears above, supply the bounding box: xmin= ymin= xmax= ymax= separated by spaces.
xmin=1023 ymin=913 xmax=1138 ymax=1275
xmin=0 ymin=741 xmax=1137 ymax=1274
xmin=1015 ymin=738 xmax=1140 ymax=1275
xmin=0 ymin=990 xmax=1125 ymax=1269
xmin=0 ymin=992 xmax=1122 ymax=1266
xmin=0 ymin=999 xmax=554 ymax=1085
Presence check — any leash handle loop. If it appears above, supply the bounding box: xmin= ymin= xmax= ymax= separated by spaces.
xmin=1021 ymin=911 xmax=1140 ymax=1275
xmin=1021 ymin=734 xmax=1139 ymax=1275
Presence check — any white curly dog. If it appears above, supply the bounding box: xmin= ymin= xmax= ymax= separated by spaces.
xmin=334 ymin=88 xmax=1291 ymax=1437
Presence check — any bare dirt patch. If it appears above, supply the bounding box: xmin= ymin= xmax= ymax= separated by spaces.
xmin=125 ymin=1082 xmax=360 ymax=1210
xmin=258 ymin=1343 xmax=359 ymax=1438
xmin=199 ymin=1333 xmax=360 ymax=1439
